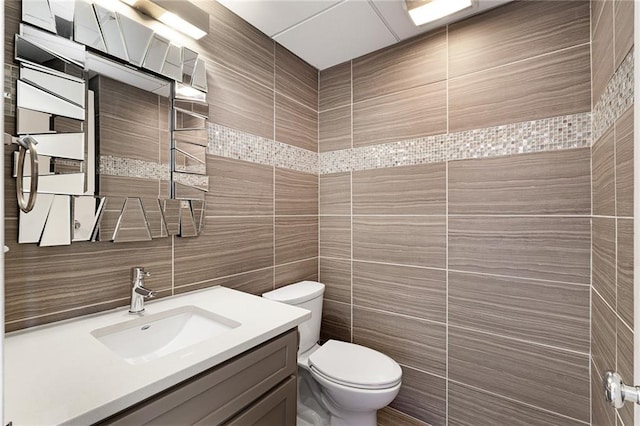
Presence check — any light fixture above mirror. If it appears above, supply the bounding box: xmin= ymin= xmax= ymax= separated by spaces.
xmin=405 ymin=0 xmax=473 ymax=26
xmin=120 ymin=0 xmax=208 ymax=40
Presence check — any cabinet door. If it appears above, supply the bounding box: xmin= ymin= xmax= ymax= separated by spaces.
xmin=222 ymin=376 xmax=296 ymax=426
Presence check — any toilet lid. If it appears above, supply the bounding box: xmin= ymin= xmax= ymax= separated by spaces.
xmin=308 ymin=340 xmax=402 ymax=389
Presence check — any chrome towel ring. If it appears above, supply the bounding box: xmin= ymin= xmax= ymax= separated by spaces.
xmin=15 ymin=135 xmax=38 ymax=213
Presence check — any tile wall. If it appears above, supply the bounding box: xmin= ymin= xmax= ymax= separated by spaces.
xmin=318 ymin=1 xmax=598 ymax=424
xmin=591 ymin=0 xmax=635 ymax=425
xmin=3 ymin=0 xmax=319 ymax=331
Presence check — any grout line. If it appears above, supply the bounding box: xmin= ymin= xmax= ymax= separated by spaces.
xmin=174 ymin=265 xmax=276 ymax=290
xmin=350 ymin=59 xmax=354 ymax=343
xmin=272 ymin=41 xmax=276 ymax=291
xmin=444 ymin=26 xmax=450 ymax=423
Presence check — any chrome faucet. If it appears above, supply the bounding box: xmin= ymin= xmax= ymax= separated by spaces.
xmin=129 ymin=267 xmax=156 ymax=314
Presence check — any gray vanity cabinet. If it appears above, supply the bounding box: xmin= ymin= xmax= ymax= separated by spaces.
xmin=98 ymin=329 xmax=298 ymax=425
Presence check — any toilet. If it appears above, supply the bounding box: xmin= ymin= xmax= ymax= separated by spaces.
xmin=263 ymin=281 xmax=402 ymax=426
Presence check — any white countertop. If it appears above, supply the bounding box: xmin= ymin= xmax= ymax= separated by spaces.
xmin=4 ymin=286 xmax=310 ymax=425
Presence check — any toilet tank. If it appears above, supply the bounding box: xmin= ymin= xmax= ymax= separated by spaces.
xmin=263 ymin=281 xmax=325 ymax=354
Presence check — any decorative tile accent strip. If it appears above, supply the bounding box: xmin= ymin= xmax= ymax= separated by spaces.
xmin=173 ymin=172 xmax=209 ymax=188
xmin=4 ymin=64 xmax=18 ymax=118
xmin=98 ymin=155 xmax=170 ymax=180
xmin=593 ymin=49 xmax=634 ymax=141
xmin=207 ymin=123 xmax=318 ymax=174
xmin=320 ymin=112 xmax=591 ymax=174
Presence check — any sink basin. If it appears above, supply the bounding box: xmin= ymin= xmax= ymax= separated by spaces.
xmin=91 ymin=306 xmax=241 ymax=364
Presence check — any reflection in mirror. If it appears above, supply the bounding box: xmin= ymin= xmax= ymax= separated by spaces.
xmin=141 ymin=198 xmax=168 ymax=238
xmin=161 ymin=43 xmax=182 ymax=81
xmin=162 ymin=199 xmax=181 ymax=235
xmin=21 ymin=23 xmax=86 ymax=67
xmin=175 ymin=108 xmax=206 ymax=130
xmin=174 ymin=128 xmax=207 ymax=147
xmin=191 ymin=57 xmax=207 ymax=92
xmin=15 ymin=35 xmax=84 ymax=78
xmin=18 ymin=193 xmax=54 ymax=243
xmin=182 ymin=48 xmax=198 ymax=85
xmin=113 ymin=198 xmax=152 ymax=243
xmin=174 ymin=142 xmax=206 ymax=175
xmin=24 ymin=173 xmax=85 ymax=195
xmin=27 ymin=133 xmax=85 ymax=160
xmin=190 ymin=200 xmax=205 ymax=235
xmin=49 ymin=0 xmax=76 ymax=39
xmin=116 ymin=12 xmax=153 ymax=67
xmin=22 ymin=0 xmax=57 ymax=34
xmin=97 ymin=197 xmax=125 ymax=241
xmin=39 ymin=195 xmax=72 ymax=246
xmin=73 ymin=196 xmax=99 ymax=242
xmin=17 ymin=108 xmax=85 ymax=134
xmin=179 ymin=201 xmax=197 ymax=238
xmin=20 ymin=63 xmax=85 ymax=107
xmin=13 ymin=153 xmax=52 ymax=178
xmin=74 ymin=0 xmax=107 ymax=51
xmin=17 ymin=80 xmax=84 ymax=120
xmin=94 ymin=4 xmax=129 ymax=61
xmin=143 ymin=33 xmax=170 ymax=74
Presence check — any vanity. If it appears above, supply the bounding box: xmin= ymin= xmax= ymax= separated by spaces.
xmin=4 ymin=287 xmax=310 ymax=425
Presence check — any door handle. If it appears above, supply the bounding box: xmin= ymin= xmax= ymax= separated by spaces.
xmin=603 ymin=371 xmax=640 ymax=408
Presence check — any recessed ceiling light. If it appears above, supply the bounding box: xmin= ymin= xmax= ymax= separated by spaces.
xmin=406 ymin=0 xmax=473 ymax=26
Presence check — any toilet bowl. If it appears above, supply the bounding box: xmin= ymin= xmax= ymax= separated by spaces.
xmin=263 ymin=281 xmax=402 ymax=426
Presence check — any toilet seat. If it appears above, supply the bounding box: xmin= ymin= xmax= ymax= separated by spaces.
xmin=308 ymin=340 xmax=402 ymax=390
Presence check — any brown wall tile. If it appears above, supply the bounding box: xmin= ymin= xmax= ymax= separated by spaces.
xmin=449 ymin=148 xmax=591 ymax=215
xmin=592 ymin=291 xmax=617 ymax=384
xmin=5 ymin=220 xmax=172 ymax=325
xmin=97 ymin=117 xmax=161 ymax=163
xmin=591 ymin=360 xmax=617 ymax=426
xmin=353 ymin=163 xmax=445 ymax=215
xmin=275 ymin=168 xmax=318 ymax=215
xmin=448 ymin=381 xmax=586 ymax=426
xmin=319 ymin=258 xmax=351 ymax=304
xmin=353 ymin=30 xmax=446 ymax=102
xmin=617 ymin=219 xmax=634 ymax=327
xmin=449 ymin=271 xmax=589 ymax=352
xmin=593 ymin=217 xmax=616 ymax=308
xmin=353 ymin=81 xmax=447 ymax=147
xmin=354 ymin=307 xmax=445 ymax=376
xmin=275 ymin=94 xmax=318 ymax=151
xmin=319 ymin=216 xmax=351 ymax=259
xmin=196 ymin=0 xmax=274 ymax=88
xmin=174 ymin=267 xmax=274 ymax=297
xmin=275 ymin=258 xmax=318 ymax=288
xmin=449 ymin=326 xmax=590 ymax=422
xmin=592 ymin=0 xmax=614 ymax=105
xmin=321 ymin=299 xmax=351 ymax=342
xmin=615 ymin=0 xmax=634 ymax=68
xmin=275 ymin=216 xmax=318 ymax=265
xmin=319 ymin=61 xmax=351 ymax=111
xmin=320 ymin=172 xmax=351 ymax=215
xmin=389 ymin=366 xmax=446 ymax=426
xmin=618 ymin=318 xmax=634 ymax=425
xmin=319 ymin=106 xmax=351 ymax=152
xmin=275 ymin=44 xmax=318 ymax=111
xmin=354 ymin=216 xmax=446 ymax=268
xmin=449 ymin=217 xmax=591 ymax=284
xmin=207 ymin=60 xmax=274 ymax=139
xmin=353 ymin=261 xmax=445 ymax=323
xmin=378 ymin=407 xmax=429 ymax=426
xmin=5 ymin=1 xmax=20 ymax=65
xmin=616 ymin=107 xmax=634 ymax=217
xmin=206 ymin=156 xmax=274 ymax=216
xmin=593 ymin=127 xmax=616 ymax=216
xmin=449 ymin=44 xmax=591 ymax=132
xmin=174 ymin=217 xmax=273 ymax=286
xmin=448 ymin=0 xmax=589 ymax=78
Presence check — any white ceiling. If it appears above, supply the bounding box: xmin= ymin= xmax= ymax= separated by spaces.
xmin=216 ymin=0 xmax=512 ymax=70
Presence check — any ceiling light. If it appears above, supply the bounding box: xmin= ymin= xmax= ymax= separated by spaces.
xmin=122 ymin=0 xmax=208 ymax=40
xmin=405 ymin=0 xmax=473 ymax=26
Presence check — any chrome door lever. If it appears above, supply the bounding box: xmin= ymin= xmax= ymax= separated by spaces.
xmin=604 ymin=371 xmax=640 ymax=408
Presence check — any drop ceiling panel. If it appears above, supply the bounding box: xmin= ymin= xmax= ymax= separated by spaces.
xmin=274 ymin=0 xmax=397 ymax=70
xmin=216 ymin=0 xmax=343 ymax=37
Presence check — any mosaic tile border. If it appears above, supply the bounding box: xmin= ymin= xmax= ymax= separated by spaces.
xmin=593 ymin=49 xmax=634 ymax=141
xmin=207 ymin=123 xmax=318 ymax=174
xmin=320 ymin=112 xmax=592 ymax=174
xmin=98 ymin=155 xmax=170 ymax=180
xmin=4 ymin=64 xmax=18 ymax=118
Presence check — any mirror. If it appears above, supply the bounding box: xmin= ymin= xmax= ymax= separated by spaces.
xmin=14 ymin=0 xmax=210 ymax=246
